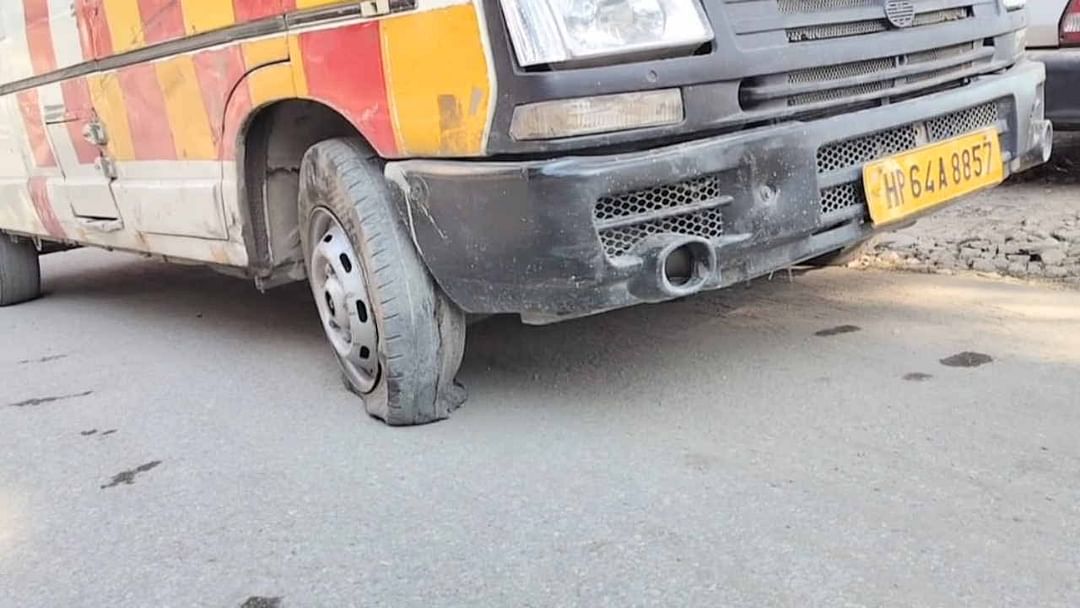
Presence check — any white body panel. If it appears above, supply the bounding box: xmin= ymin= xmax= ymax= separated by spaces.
xmin=0 ymin=1 xmax=35 ymax=85
xmin=0 ymin=1 xmax=249 ymax=268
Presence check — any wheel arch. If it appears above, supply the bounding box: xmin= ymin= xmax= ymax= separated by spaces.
xmin=237 ymin=98 xmax=377 ymax=281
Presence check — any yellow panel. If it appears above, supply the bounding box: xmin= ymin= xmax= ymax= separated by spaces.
xmin=87 ymin=73 xmax=137 ymax=161
xmin=103 ymin=0 xmax=145 ymax=53
xmin=247 ymin=63 xmax=297 ymax=110
xmin=154 ymin=57 xmax=218 ymax=160
xmin=181 ymin=0 xmax=236 ymax=35
xmin=380 ymin=5 xmax=491 ymax=156
xmin=241 ymin=37 xmax=290 ymax=69
xmin=863 ymin=128 xmax=1003 ymax=226
xmin=294 ymin=0 xmax=349 ymax=8
xmin=286 ymin=35 xmax=310 ymax=97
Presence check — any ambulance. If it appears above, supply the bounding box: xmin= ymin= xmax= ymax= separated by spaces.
xmin=0 ymin=0 xmax=1051 ymax=424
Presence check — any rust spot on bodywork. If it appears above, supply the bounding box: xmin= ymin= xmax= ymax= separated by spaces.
xmin=437 ymin=94 xmax=467 ymax=154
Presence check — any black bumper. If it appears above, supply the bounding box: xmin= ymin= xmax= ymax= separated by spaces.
xmin=1030 ymin=49 xmax=1080 ymax=130
xmin=386 ymin=61 xmax=1049 ymax=324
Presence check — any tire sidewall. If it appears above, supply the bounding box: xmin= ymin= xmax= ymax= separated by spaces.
xmin=297 ymin=139 xmax=459 ymax=424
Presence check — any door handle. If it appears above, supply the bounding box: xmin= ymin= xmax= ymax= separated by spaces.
xmin=94 ymin=155 xmax=117 ymax=179
xmin=83 ymin=119 xmax=109 ymax=147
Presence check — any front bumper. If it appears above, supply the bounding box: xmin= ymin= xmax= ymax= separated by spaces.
xmin=1029 ymin=49 xmax=1080 ymax=129
xmin=387 ymin=61 xmax=1049 ymax=324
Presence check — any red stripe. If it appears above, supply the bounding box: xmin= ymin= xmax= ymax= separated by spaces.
xmin=221 ymin=81 xmax=252 ymax=161
xmin=117 ymin=63 xmax=176 ymax=160
xmin=24 ymin=0 xmax=57 ymax=75
xmin=137 ymin=0 xmax=185 ymax=45
xmin=298 ymin=23 xmax=397 ymax=156
xmin=75 ymin=0 xmax=113 ymax=58
xmin=16 ymin=91 xmax=56 ymax=168
xmin=59 ymin=79 xmax=101 ymax=165
xmin=28 ymin=177 xmax=66 ymax=240
xmin=232 ymin=0 xmax=290 ymax=22
xmin=192 ymin=47 xmax=247 ymax=159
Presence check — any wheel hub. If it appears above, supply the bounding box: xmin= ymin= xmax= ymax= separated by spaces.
xmin=308 ymin=215 xmax=379 ymax=392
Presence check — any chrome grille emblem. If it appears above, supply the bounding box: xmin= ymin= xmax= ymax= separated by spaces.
xmin=884 ymin=0 xmax=916 ymax=28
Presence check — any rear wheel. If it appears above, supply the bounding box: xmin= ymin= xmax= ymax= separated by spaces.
xmin=0 ymin=235 xmax=41 ymax=306
xmin=298 ymin=138 xmax=466 ymax=426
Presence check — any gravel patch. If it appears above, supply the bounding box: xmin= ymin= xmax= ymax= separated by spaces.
xmin=855 ymin=133 xmax=1080 ymax=287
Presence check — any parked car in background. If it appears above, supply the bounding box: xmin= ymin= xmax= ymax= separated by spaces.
xmin=1028 ymin=0 xmax=1080 ymax=129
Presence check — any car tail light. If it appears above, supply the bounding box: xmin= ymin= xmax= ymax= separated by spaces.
xmin=1062 ymin=0 xmax=1080 ymax=46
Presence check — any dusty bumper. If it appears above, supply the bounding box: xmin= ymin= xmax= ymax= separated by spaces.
xmin=1030 ymin=49 xmax=1080 ymax=130
xmin=387 ymin=61 xmax=1049 ymax=323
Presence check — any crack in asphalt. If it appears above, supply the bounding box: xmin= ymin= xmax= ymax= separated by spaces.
xmin=100 ymin=461 xmax=162 ymax=490
xmin=8 ymin=391 xmax=93 ymax=408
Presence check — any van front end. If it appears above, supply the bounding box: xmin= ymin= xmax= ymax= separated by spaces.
xmin=388 ymin=0 xmax=1049 ymax=323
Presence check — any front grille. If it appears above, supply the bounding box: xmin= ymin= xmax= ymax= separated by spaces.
xmin=786 ymin=7 xmax=972 ymax=42
xmin=908 ymin=44 xmax=970 ymax=64
xmin=815 ymin=102 xmax=1002 ymax=218
xmin=787 ymin=81 xmax=892 ymax=106
xmin=742 ymin=42 xmax=988 ymax=111
xmin=788 ymin=57 xmax=895 ymax=85
xmin=778 ymin=0 xmax=875 ymax=12
xmin=786 ymin=20 xmax=885 ymax=42
xmin=906 ymin=64 xmax=973 ymax=84
xmin=593 ymin=175 xmax=728 ymax=259
xmin=913 ymin=7 xmax=967 ymax=26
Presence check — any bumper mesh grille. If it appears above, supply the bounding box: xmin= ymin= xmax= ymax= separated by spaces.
xmin=817 ymin=126 xmax=919 ymax=174
xmin=816 ymin=102 xmax=1000 ymax=174
xmin=815 ymin=101 xmax=1001 ymax=219
xmin=599 ymin=210 xmax=726 ymax=260
xmin=594 ymin=175 xmax=727 ymax=259
xmin=820 ymin=183 xmax=865 ymax=215
xmin=925 ymin=102 xmax=999 ymax=141
xmin=595 ymin=175 xmax=721 ymax=221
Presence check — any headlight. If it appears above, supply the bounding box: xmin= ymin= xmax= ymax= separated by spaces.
xmin=500 ymin=0 xmax=714 ymax=68
xmin=1002 ymin=0 xmax=1025 ymax=10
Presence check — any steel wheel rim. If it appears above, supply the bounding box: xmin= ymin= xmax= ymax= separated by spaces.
xmin=308 ymin=210 xmax=379 ymax=393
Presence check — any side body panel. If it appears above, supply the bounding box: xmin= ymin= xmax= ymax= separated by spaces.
xmin=0 ymin=0 xmax=494 ymax=268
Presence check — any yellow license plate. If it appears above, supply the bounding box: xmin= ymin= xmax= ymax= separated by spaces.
xmin=863 ymin=127 xmax=1003 ymax=226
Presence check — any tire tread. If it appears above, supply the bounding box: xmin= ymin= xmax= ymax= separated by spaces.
xmin=297 ymin=139 xmax=466 ymax=426
xmin=0 ymin=236 xmax=41 ymax=307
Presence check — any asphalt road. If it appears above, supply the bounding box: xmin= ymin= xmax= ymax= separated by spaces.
xmin=2 ymin=249 xmax=1080 ymax=607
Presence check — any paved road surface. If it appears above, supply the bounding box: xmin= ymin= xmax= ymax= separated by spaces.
xmin=2 ymin=250 xmax=1079 ymax=607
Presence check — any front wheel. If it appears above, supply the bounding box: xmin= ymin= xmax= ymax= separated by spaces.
xmin=298 ymin=139 xmax=466 ymax=426
xmin=0 ymin=235 xmax=41 ymax=306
